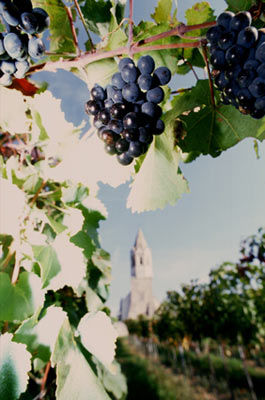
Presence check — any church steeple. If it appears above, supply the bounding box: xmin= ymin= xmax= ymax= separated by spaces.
xmin=131 ymin=229 xmax=153 ymax=278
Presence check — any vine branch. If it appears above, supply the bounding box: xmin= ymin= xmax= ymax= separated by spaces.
xmin=128 ymin=0 xmax=133 ymax=58
xmin=65 ymin=5 xmax=81 ymax=56
xmin=201 ymin=40 xmax=215 ymax=108
xmin=39 ymin=361 xmax=51 ymax=400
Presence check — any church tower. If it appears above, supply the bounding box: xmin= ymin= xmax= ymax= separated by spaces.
xmin=119 ymin=229 xmax=159 ymax=320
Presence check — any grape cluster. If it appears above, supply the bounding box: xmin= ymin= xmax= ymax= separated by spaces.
xmin=207 ymin=11 xmax=265 ymax=119
xmin=0 ymin=0 xmax=49 ymax=86
xmin=85 ymin=56 xmax=171 ymax=165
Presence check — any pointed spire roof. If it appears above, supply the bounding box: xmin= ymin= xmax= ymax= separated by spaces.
xmin=134 ymin=228 xmax=148 ymax=249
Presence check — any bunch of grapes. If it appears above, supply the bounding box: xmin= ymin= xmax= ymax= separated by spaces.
xmin=207 ymin=10 xmax=265 ymax=119
xmin=0 ymin=0 xmax=49 ymax=86
xmin=85 ymin=55 xmax=171 ymax=165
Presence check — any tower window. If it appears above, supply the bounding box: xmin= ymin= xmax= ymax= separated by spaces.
xmin=140 ymin=256 xmax=143 ymax=265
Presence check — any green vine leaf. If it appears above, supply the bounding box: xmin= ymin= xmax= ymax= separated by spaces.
xmin=96 ymin=360 xmax=128 ymax=400
xmin=127 ymin=122 xmax=189 ymax=213
xmin=13 ymin=306 xmax=67 ymax=362
xmin=0 ymin=333 xmax=31 ymax=400
xmin=185 ymin=2 xmax=215 ymax=36
xmin=52 ymin=318 xmax=111 ymax=400
xmin=151 ymin=0 xmax=173 ymax=24
xmin=32 ymin=245 xmax=61 ymax=288
xmin=81 ymin=0 xmax=112 ymax=37
xmin=0 ymin=272 xmax=45 ymax=322
xmin=179 ymin=105 xmax=265 ymax=157
xmin=225 ymin=0 xmax=256 ymax=13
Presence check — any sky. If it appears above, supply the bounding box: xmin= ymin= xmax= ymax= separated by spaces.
xmin=32 ymin=0 xmax=265 ymax=316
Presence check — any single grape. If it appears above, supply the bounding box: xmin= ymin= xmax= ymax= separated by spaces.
xmin=122 ymin=83 xmax=139 ymax=102
xmin=104 ymin=98 xmax=114 ymax=108
xmin=28 ymin=36 xmax=45 ymax=59
xmin=127 ymin=141 xmax=144 ymax=157
xmin=110 ymin=102 xmax=128 ymax=119
xmin=249 ymin=77 xmax=265 ymax=98
xmin=105 ymin=143 xmax=117 ymax=155
xmin=14 ymin=59 xmax=29 ymax=78
xmin=225 ymin=64 xmax=242 ymax=81
xmin=153 ymin=119 xmax=165 ymax=135
xmin=91 ymin=85 xmax=106 ymax=101
xmin=111 ymin=87 xmax=123 ymax=103
xmin=123 ymin=112 xmax=138 ymax=129
xmin=214 ymin=71 xmax=229 ymax=90
xmin=153 ymin=66 xmax=171 ymax=85
xmin=206 ymin=25 xmax=225 ymax=45
xmin=121 ymin=63 xmax=139 ymax=83
xmin=117 ymin=152 xmax=133 ymax=165
xmin=229 ymin=11 xmax=252 ymax=32
xmin=250 ymin=108 xmax=265 ymax=119
xmin=141 ymin=101 xmax=158 ymax=118
xmin=85 ymin=100 xmax=103 ymax=116
xmin=216 ymin=11 xmax=234 ymax=30
xmin=108 ymin=119 xmax=123 ymax=134
xmin=101 ymin=129 xmax=118 ymax=145
xmin=255 ymin=43 xmax=265 ymax=63
xmin=115 ymin=138 xmax=129 ymax=153
xmin=122 ymin=128 xmax=139 ymax=142
xmin=218 ymin=31 xmax=236 ymax=50
xmin=243 ymin=59 xmax=259 ymax=72
xmin=237 ymin=69 xmax=256 ymax=88
xmin=210 ymin=48 xmax=226 ymax=69
xmin=0 ymin=72 xmax=12 ymax=86
xmin=98 ymin=108 xmax=110 ymax=125
xmin=1 ymin=60 xmax=16 ymax=74
xmin=237 ymin=26 xmax=258 ymax=48
xmin=118 ymin=57 xmax=134 ymax=72
xmin=237 ymin=88 xmax=253 ymax=107
xmin=111 ymin=72 xmax=126 ymax=89
xmin=3 ymin=32 xmax=25 ymax=59
xmin=257 ymin=63 xmax=265 ymax=79
xmin=32 ymin=7 xmax=50 ymax=33
xmin=254 ymin=96 xmax=265 ymax=110
xmin=225 ymin=45 xmax=246 ymax=66
xmin=137 ymin=55 xmax=155 ymax=74
xmin=20 ymin=12 xmax=38 ymax=34
xmin=97 ymin=125 xmax=106 ymax=140
xmin=146 ymin=86 xmax=164 ymax=103
xmin=138 ymin=127 xmax=153 ymax=144
xmin=137 ymin=74 xmax=153 ymax=91
xmin=13 ymin=0 xmax=33 ymax=13
xmin=2 ymin=3 xmax=20 ymax=26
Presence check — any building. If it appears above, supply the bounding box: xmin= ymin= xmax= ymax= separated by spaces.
xmin=119 ymin=229 xmax=159 ymax=320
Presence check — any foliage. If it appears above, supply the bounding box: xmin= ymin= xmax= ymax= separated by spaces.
xmin=0 ymin=0 xmax=265 ymax=398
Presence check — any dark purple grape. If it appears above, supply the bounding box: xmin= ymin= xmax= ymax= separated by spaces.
xmin=104 ymin=98 xmax=114 ymax=108
xmin=254 ymin=96 xmax=265 ymax=110
xmin=117 ymin=152 xmax=133 ymax=165
xmin=225 ymin=45 xmax=246 ymax=66
xmin=237 ymin=69 xmax=256 ymax=88
xmin=111 ymin=72 xmax=126 ymax=89
xmin=214 ymin=71 xmax=229 ymax=90
xmin=250 ymin=108 xmax=265 ymax=119
xmin=97 ymin=125 xmax=106 ymax=140
xmin=153 ymin=66 xmax=171 ymax=85
xmin=229 ymin=11 xmax=252 ymax=32
xmin=137 ymin=74 xmax=153 ymax=91
xmin=91 ymin=85 xmax=106 ymax=101
xmin=216 ymin=11 xmax=234 ymax=30
xmin=122 ymin=128 xmax=139 ymax=142
xmin=28 ymin=36 xmax=45 ymax=59
xmin=255 ymin=43 xmax=265 ymax=63
xmin=111 ymin=87 xmax=123 ymax=103
xmin=210 ymin=48 xmax=226 ymax=69
xmin=108 ymin=119 xmax=123 ymax=134
xmin=206 ymin=25 xmax=225 ymax=45
xmin=14 ymin=59 xmax=29 ymax=78
xmin=110 ymin=102 xmax=128 ymax=119
xmin=237 ymin=26 xmax=258 ymax=48
xmin=105 ymin=143 xmax=117 ymax=155
xmin=138 ymin=127 xmax=153 ymax=144
xmin=249 ymin=77 xmax=265 ymax=98
xmin=123 ymin=112 xmax=138 ymax=129
xmin=243 ymin=59 xmax=259 ymax=72
xmin=118 ymin=57 xmax=134 ymax=72
xmin=225 ymin=64 xmax=242 ymax=80
xmin=137 ymin=55 xmax=155 ymax=74
xmin=98 ymin=108 xmax=110 ymax=125
xmin=121 ymin=63 xmax=139 ymax=83
xmin=115 ymin=138 xmax=129 ymax=153
xmin=218 ymin=31 xmax=236 ymax=50
xmin=3 ymin=32 xmax=26 ymax=59
xmin=146 ymin=86 xmax=164 ymax=103
xmin=20 ymin=12 xmax=38 ymax=34
xmin=257 ymin=63 xmax=265 ymax=79
xmin=101 ymin=129 xmax=118 ymax=145
xmin=85 ymin=99 xmax=103 ymax=115
xmin=122 ymin=83 xmax=139 ymax=102
xmin=153 ymin=119 xmax=165 ymax=135
xmin=32 ymin=7 xmax=50 ymax=33
xmin=127 ymin=141 xmax=144 ymax=157
xmin=2 ymin=3 xmax=20 ymax=26
xmin=1 ymin=60 xmax=16 ymax=74
xmin=237 ymin=88 xmax=254 ymax=107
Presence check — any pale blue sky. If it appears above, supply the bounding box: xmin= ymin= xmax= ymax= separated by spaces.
xmin=33 ymin=0 xmax=265 ymax=315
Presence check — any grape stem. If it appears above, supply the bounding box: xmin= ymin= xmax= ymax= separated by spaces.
xmin=73 ymin=0 xmax=95 ymax=51
xmin=39 ymin=361 xmax=51 ymax=400
xmin=201 ymin=40 xmax=215 ymax=108
xmin=65 ymin=5 xmax=81 ymax=57
xmin=128 ymin=0 xmax=133 ymax=58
